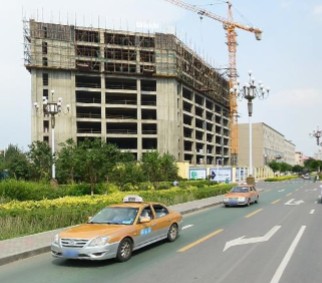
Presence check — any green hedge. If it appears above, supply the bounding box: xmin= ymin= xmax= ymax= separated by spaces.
xmin=0 ymin=183 xmax=232 ymax=240
xmin=0 ymin=179 xmax=221 ymax=201
xmin=264 ymin=175 xmax=298 ymax=182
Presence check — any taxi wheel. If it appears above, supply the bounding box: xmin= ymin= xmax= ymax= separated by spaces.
xmin=116 ymin=238 xmax=133 ymax=262
xmin=167 ymin=224 xmax=179 ymax=242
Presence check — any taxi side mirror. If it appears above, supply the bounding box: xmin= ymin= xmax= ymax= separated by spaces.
xmin=139 ymin=216 xmax=151 ymax=223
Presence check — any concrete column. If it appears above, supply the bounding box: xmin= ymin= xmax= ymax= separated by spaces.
xmin=137 ymin=78 xmax=142 ymax=159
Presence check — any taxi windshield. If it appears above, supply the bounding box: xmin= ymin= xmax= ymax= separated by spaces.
xmin=231 ymin=187 xmax=249 ymax=193
xmin=89 ymin=207 xmax=139 ymax=225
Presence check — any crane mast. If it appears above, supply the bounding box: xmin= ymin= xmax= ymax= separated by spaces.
xmin=164 ymin=0 xmax=262 ymax=166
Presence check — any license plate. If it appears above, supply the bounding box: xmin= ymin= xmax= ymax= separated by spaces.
xmin=63 ymin=249 xmax=79 ymax=258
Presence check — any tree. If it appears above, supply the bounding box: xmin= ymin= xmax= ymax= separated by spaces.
xmin=279 ymin=162 xmax=292 ymax=173
xmin=292 ymin=164 xmax=304 ymax=173
xmin=56 ymin=139 xmax=78 ymax=183
xmin=268 ymin=161 xmax=280 ymax=173
xmin=100 ymin=142 xmax=126 ymax=181
xmin=159 ymin=153 xmax=178 ymax=181
xmin=27 ymin=141 xmax=52 ymax=181
xmin=74 ymin=139 xmax=125 ymax=194
xmin=0 ymin=145 xmax=30 ymax=180
xmin=141 ymin=151 xmax=178 ymax=182
xmin=109 ymin=162 xmax=145 ymax=187
xmin=304 ymin=158 xmax=322 ymax=172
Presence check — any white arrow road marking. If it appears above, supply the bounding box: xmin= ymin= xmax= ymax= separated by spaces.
xmin=223 ymin=225 xmax=281 ymax=252
xmin=270 ymin=226 xmax=306 ymax=283
xmin=182 ymin=224 xmax=194 ymax=230
xmin=278 ymin=189 xmax=285 ymax=192
xmin=284 ymin=199 xmax=304 ymax=205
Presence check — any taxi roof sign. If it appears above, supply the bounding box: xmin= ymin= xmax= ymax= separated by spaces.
xmin=123 ymin=195 xmax=144 ymax=203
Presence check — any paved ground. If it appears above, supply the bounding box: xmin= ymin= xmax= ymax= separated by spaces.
xmin=0 ymin=195 xmax=224 ymax=266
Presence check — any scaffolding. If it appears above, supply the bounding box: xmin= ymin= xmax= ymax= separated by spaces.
xmin=24 ymin=19 xmax=229 ymax=106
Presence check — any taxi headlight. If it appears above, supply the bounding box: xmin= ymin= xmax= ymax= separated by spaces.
xmin=88 ymin=236 xmax=109 ymax=247
xmin=53 ymin=234 xmax=60 ymax=244
xmin=223 ymin=197 xmax=229 ymax=202
xmin=238 ymin=197 xmax=246 ymax=202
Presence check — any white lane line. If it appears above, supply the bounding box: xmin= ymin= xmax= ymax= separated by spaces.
xmin=270 ymin=226 xmax=306 ymax=283
xmin=182 ymin=224 xmax=194 ymax=230
xmin=310 ymin=209 xmax=315 ymax=215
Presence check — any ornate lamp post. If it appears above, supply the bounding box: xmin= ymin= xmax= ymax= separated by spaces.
xmin=310 ymin=127 xmax=322 ymax=146
xmin=230 ymin=71 xmax=269 ymax=179
xmin=34 ymin=90 xmax=70 ymax=183
xmin=43 ymin=90 xmax=62 ymax=182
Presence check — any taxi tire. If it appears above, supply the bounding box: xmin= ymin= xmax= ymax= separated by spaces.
xmin=167 ymin=224 xmax=179 ymax=242
xmin=116 ymin=238 xmax=133 ymax=262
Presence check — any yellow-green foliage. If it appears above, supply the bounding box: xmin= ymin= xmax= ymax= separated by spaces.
xmin=264 ymin=175 xmax=298 ymax=182
xmin=0 ymin=183 xmax=232 ymax=213
xmin=0 ymin=183 xmax=233 ymax=240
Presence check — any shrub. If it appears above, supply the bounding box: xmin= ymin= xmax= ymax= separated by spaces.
xmin=264 ymin=175 xmax=297 ymax=182
xmin=0 ymin=183 xmax=233 ymax=240
xmin=0 ymin=179 xmax=62 ymax=201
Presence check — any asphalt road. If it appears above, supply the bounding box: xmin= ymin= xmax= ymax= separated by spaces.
xmin=1 ymin=179 xmax=322 ymax=283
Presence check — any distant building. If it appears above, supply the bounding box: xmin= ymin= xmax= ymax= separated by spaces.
xmin=24 ymin=19 xmax=230 ymax=165
xmin=295 ymin=151 xmax=304 ymax=166
xmin=238 ymin=122 xmax=296 ymax=167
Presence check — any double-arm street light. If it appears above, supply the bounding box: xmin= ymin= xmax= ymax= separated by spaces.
xmin=230 ymin=71 xmax=269 ymax=178
xmin=43 ymin=90 xmax=62 ymax=181
xmin=34 ymin=90 xmax=64 ymax=182
xmin=310 ymin=127 xmax=322 ymax=146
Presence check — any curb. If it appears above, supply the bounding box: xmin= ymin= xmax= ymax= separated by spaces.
xmin=0 ymin=246 xmax=51 ymax=266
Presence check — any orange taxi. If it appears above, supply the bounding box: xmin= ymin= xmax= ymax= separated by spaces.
xmin=51 ymin=195 xmax=182 ymax=262
xmin=223 ymin=184 xmax=259 ymax=207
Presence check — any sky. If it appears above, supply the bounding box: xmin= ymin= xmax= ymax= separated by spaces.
xmin=1 ymin=0 xmax=322 ymax=157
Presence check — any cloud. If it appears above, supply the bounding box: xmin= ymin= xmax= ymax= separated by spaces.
xmin=313 ymin=5 xmax=322 ymax=16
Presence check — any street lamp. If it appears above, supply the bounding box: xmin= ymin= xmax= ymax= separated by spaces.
xmin=43 ymin=90 xmax=62 ymax=182
xmin=310 ymin=126 xmax=322 ymax=146
xmin=230 ymin=71 xmax=269 ymax=178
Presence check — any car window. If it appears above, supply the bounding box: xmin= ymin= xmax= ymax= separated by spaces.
xmin=231 ymin=186 xmax=249 ymax=193
xmin=241 ymin=187 xmax=249 ymax=192
xmin=89 ymin=207 xmax=139 ymax=225
xmin=231 ymin=187 xmax=242 ymax=192
xmin=153 ymin=204 xmax=169 ymax=218
xmin=141 ymin=206 xmax=154 ymax=220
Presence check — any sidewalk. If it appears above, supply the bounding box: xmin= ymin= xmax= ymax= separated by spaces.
xmin=0 ymin=195 xmax=223 ymax=266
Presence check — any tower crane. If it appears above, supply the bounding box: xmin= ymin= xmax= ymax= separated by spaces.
xmin=164 ymin=0 xmax=262 ymax=165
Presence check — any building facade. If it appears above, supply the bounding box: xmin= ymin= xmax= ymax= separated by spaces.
xmin=238 ymin=122 xmax=296 ymax=167
xmin=24 ymin=20 xmax=231 ymax=165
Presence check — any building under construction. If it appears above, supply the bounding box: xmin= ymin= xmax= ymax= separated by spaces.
xmin=24 ymin=19 xmax=230 ymax=165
